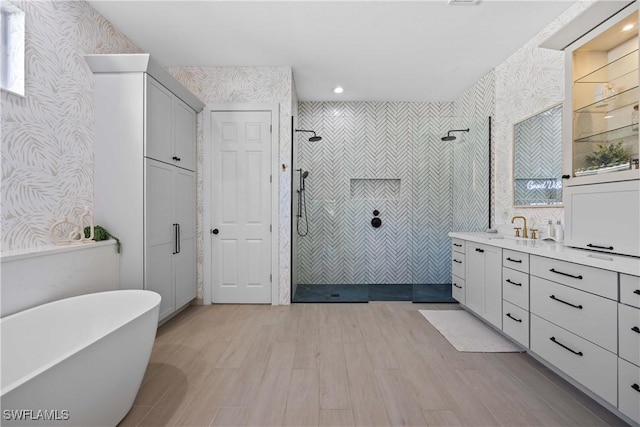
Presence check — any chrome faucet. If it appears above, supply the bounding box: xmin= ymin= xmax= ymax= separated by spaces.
xmin=511 ymin=215 xmax=528 ymax=239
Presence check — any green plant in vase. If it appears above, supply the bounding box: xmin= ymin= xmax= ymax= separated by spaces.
xmin=583 ymin=141 xmax=630 ymax=171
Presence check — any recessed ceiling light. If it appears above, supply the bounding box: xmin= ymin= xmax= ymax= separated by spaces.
xmin=333 ymin=86 xmax=344 ymax=94
xmin=448 ymin=0 xmax=480 ymax=5
xmin=622 ymin=23 xmax=634 ymax=32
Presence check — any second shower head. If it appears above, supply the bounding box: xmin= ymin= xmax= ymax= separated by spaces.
xmin=296 ymin=129 xmax=322 ymax=142
xmin=441 ymin=128 xmax=470 ymax=141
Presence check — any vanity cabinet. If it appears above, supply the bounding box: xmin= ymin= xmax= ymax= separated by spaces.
xmin=465 ymin=242 xmax=502 ymax=329
xmin=501 ymin=249 xmax=530 ymax=347
xmin=451 ymin=238 xmax=466 ymax=304
xmin=86 ymin=54 xmax=204 ymax=323
xmin=530 ymin=255 xmax=619 ymax=406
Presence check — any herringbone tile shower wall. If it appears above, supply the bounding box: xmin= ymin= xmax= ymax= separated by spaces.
xmin=296 ymin=102 xmax=458 ymax=285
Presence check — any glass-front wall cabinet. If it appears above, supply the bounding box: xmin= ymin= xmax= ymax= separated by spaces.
xmin=568 ymin=6 xmax=639 ymax=185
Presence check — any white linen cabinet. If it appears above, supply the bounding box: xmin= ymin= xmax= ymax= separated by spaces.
xmin=86 ymin=54 xmax=204 ymax=322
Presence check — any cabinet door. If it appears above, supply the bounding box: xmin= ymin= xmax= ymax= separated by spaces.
xmin=173 ymin=97 xmax=196 ymax=171
xmin=146 ymin=76 xmax=173 ymax=164
xmin=483 ymin=244 xmax=502 ymax=329
xmin=564 ymin=180 xmax=640 ymax=257
xmin=465 ymin=243 xmax=485 ymax=316
xmin=144 ymin=159 xmax=175 ymax=321
xmin=173 ymin=169 xmax=196 ymax=308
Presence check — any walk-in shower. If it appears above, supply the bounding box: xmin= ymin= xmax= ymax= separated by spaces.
xmin=441 ymin=128 xmax=470 ymax=141
xmin=296 ymin=169 xmax=309 ymax=236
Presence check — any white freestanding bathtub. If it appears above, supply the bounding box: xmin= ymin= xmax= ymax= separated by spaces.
xmin=1 ymin=290 xmax=160 ymax=426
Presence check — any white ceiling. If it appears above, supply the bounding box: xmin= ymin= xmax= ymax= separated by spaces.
xmin=88 ymin=0 xmax=576 ymax=102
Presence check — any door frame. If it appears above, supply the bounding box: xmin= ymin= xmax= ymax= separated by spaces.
xmin=202 ymin=103 xmax=280 ymax=305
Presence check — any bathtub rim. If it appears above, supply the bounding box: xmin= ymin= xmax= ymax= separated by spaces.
xmin=0 ymin=289 xmax=161 ymax=396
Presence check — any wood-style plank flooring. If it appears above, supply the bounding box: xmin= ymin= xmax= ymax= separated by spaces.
xmin=119 ymin=302 xmax=628 ymax=427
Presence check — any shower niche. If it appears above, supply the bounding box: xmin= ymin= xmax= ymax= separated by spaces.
xmin=350 ymin=178 xmax=401 ymax=200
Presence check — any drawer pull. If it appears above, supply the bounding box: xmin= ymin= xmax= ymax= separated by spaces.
xmin=634 ymin=290 xmax=640 ymax=295
xmin=506 ymin=313 xmax=522 ymax=323
xmin=549 ymin=295 xmax=583 ymax=309
xmin=549 ymin=268 xmax=582 ymax=280
xmin=586 ymin=243 xmax=614 ymax=251
xmin=632 ymin=384 xmax=640 ymax=393
xmin=475 ymin=248 xmax=485 ymax=253
xmin=550 ymin=337 xmax=583 ymax=356
xmin=505 ymin=279 xmax=522 ymax=287
xmin=453 ymin=259 xmax=462 ymax=264
xmin=453 ymin=243 xmax=462 ymax=247
xmin=632 ymin=326 xmax=640 ymax=334
xmin=506 ymin=257 xmax=522 ymax=264
xmin=453 ymin=283 xmax=462 ymax=289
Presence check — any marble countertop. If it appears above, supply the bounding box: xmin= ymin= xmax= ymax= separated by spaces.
xmin=449 ymin=232 xmax=640 ymax=276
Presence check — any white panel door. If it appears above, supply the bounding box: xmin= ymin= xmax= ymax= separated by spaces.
xmin=145 ymin=76 xmax=173 ymax=164
xmin=174 ymin=168 xmax=196 ymax=308
xmin=144 ymin=158 xmax=175 ymax=320
xmin=173 ymin=97 xmax=196 ymax=171
xmin=211 ymin=110 xmax=272 ymax=303
xmin=465 ymin=243 xmax=485 ymax=316
xmin=484 ymin=244 xmax=503 ymax=329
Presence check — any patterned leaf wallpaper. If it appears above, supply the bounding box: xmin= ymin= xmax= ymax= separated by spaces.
xmin=166 ymin=66 xmax=294 ymax=304
xmin=1 ymin=0 xmax=140 ymax=253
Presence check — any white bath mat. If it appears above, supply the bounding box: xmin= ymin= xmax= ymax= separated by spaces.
xmin=419 ymin=309 xmax=521 ymax=353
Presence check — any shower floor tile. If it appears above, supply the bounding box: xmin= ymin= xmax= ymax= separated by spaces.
xmin=292 ymin=283 xmax=457 ymax=303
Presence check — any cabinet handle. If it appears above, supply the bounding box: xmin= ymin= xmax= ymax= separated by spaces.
xmin=453 ymin=283 xmax=462 ymax=289
xmin=632 ymin=326 xmax=640 ymax=334
xmin=550 ymin=337 xmax=583 ymax=356
xmin=453 ymin=259 xmax=462 ymax=264
xmin=506 ymin=279 xmax=522 ymax=287
xmin=561 ymin=174 xmax=570 ymax=180
xmin=586 ymin=243 xmax=614 ymax=251
xmin=475 ymin=248 xmax=485 ymax=253
xmin=172 ymin=156 xmax=181 ymax=162
xmin=506 ymin=313 xmax=522 ymax=323
xmin=173 ymin=224 xmax=179 ymax=254
xmin=633 ymin=290 xmax=640 ymax=295
xmin=632 ymin=384 xmax=640 ymax=393
xmin=177 ymin=223 xmax=181 ymax=254
xmin=506 ymin=257 xmax=522 ymax=263
xmin=549 ymin=268 xmax=582 ymax=280
xmin=453 ymin=243 xmax=462 ymax=247
xmin=549 ymin=294 xmax=583 ymax=309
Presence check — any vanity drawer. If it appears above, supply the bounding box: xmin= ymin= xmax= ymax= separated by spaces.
xmin=451 ymin=238 xmax=465 ymax=254
xmin=503 ymin=249 xmax=529 ymax=273
xmin=530 ymin=314 xmax=617 ymax=406
xmin=619 ymin=303 xmax=640 ymax=366
xmin=530 ymin=276 xmax=617 ymax=353
xmin=621 ymin=274 xmax=640 ymax=309
xmin=530 ymin=255 xmax=617 ymax=300
xmin=618 ymin=357 xmax=640 ymax=425
xmin=452 ymin=276 xmax=465 ymax=305
xmin=451 ymin=253 xmax=465 ymax=279
xmin=502 ymin=268 xmax=529 ymax=310
xmin=502 ymin=300 xmax=529 ymax=348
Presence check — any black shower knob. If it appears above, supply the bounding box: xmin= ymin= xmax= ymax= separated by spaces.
xmin=373 ymin=210 xmax=380 ymax=216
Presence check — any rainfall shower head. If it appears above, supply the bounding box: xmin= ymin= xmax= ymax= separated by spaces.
xmin=441 ymin=128 xmax=470 ymax=142
xmin=296 ymin=129 xmax=323 ymax=142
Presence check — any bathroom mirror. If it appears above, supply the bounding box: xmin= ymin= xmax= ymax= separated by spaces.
xmin=513 ymin=103 xmax=563 ymax=207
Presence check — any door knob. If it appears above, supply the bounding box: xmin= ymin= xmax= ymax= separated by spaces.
xmin=211 ymin=228 xmax=219 ymax=235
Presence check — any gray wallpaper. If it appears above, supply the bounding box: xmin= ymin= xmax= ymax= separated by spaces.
xmin=296 ymin=101 xmax=466 ymax=285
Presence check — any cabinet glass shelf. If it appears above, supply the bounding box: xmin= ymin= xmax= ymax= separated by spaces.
xmin=574 ymin=123 xmax=639 ymax=143
xmin=574 ymin=86 xmax=638 ymax=113
xmin=575 ymin=49 xmax=638 ymax=84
